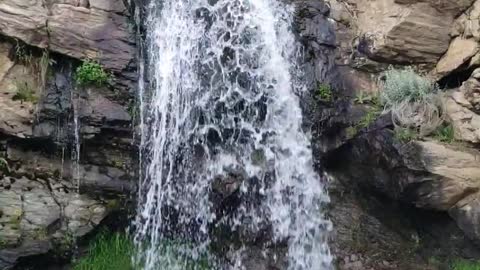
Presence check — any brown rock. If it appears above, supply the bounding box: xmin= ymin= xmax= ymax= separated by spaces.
xmin=436 ymin=38 xmax=478 ymax=76
xmin=0 ymin=0 xmax=135 ymax=73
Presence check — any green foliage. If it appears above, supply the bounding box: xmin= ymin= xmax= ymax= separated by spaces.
xmin=381 ymin=67 xmax=444 ymax=137
xmin=381 ymin=67 xmax=438 ymax=107
xmin=452 ymin=259 xmax=480 ymax=270
xmin=73 ymin=232 xmax=214 ymax=270
xmin=72 ymin=232 xmax=134 ymax=270
xmin=358 ymin=106 xmax=381 ymax=129
xmin=394 ymin=127 xmax=418 ymax=143
xmin=433 ymin=124 xmax=455 ymax=143
xmin=316 ymin=83 xmax=332 ymax=102
xmin=12 ymin=80 xmax=38 ymax=103
xmin=74 ymin=60 xmax=110 ymax=87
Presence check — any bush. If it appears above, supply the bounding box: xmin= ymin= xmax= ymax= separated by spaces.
xmin=72 ymin=232 xmax=134 ymax=270
xmin=381 ymin=67 xmax=444 ymax=136
xmin=74 ymin=60 xmax=110 ymax=87
xmin=452 ymin=259 xmax=480 ymax=270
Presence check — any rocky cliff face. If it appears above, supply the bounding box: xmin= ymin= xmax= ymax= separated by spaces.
xmin=1 ymin=0 xmax=480 ymax=269
xmin=0 ymin=0 xmax=135 ymax=268
xmin=319 ymin=0 xmax=480 ymax=269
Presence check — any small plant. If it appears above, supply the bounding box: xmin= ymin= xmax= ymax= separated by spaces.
xmin=12 ymin=80 xmax=38 ymax=103
xmin=316 ymin=83 xmax=332 ymax=102
xmin=354 ymin=91 xmax=380 ymax=105
xmin=74 ymin=60 xmax=110 ymax=87
xmin=14 ymin=41 xmax=33 ymax=65
xmin=452 ymin=259 xmax=480 ymax=270
xmin=433 ymin=124 xmax=455 ymax=143
xmin=381 ymin=67 xmax=444 ymax=137
xmin=394 ymin=127 xmax=418 ymax=143
xmin=358 ymin=107 xmax=381 ymax=129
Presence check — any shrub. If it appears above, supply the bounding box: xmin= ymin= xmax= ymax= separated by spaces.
xmin=74 ymin=60 xmax=110 ymax=87
xmin=12 ymin=81 xmax=38 ymax=103
xmin=316 ymin=83 xmax=332 ymax=102
xmin=452 ymin=259 xmax=480 ymax=270
xmin=381 ymin=67 xmax=444 ymax=136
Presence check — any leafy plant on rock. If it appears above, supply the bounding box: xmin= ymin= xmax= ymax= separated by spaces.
xmin=380 ymin=67 xmax=444 ymax=138
xmin=74 ymin=60 xmax=110 ymax=87
xmin=316 ymin=83 xmax=333 ymax=102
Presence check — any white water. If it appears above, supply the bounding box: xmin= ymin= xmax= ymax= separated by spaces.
xmin=71 ymin=89 xmax=81 ymax=193
xmin=134 ymin=0 xmax=332 ymax=269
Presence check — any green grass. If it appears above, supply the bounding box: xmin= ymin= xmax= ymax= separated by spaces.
xmin=74 ymin=60 xmax=110 ymax=87
xmin=394 ymin=127 xmax=418 ymax=143
xmin=433 ymin=124 xmax=455 ymax=143
xmin=452 ymin=259 xmax=480 ymax=270
xmin=72 ymin=232 xmax=214 ymax=270
xmin=12 ymin=81 xmax=38 ymax=103
xmin=72 ymin=232 xmax=134 ymax=270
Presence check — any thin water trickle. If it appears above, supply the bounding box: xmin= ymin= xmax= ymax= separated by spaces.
xmin=71 ymin=88 xmax=81 ymax=193
xmin=134 ymin=0 xmax=332 ymax=269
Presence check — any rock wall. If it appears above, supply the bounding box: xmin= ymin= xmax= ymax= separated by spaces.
xmin=319 ymin=0 xmax=480 ymax=268
xmin=0 ymin=0 xmax=136 ymax=268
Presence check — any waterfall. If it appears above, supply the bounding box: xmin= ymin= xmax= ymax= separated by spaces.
xmin=134 ymin=0 xmax=332 ymax=269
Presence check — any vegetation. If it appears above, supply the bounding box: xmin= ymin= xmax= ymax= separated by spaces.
xmin=354 ymin=91 xmax=380 ymax=105
xmin=72 ymin=232 xmax=134 ymax=270
xmin=12 ymin=80 xmax=38 ymax=103
xmin=381 ymin=67 xmax=444 ymax=138
xmin=358 ymin=106 xmax=381 ymax=129
xmin=394 ymin=127 xmax=418 ymax=143
xmin=316 ymin=83 xmax=332 ymax=102
xmin=452 ymin=259 xmax=480 ymax=270
xmin=72 ymin=231 xmax=213 ymax=270
xmin=74 ymin=60 xmax=110 ymax=87
xmin=433 ymin=124 xmax=455 ymax=143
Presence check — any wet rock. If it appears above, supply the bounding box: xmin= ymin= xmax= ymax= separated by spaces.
xmin=0 ymin=175 xmax=111 ymax=269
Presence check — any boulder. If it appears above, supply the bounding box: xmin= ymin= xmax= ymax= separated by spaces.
xmin=0 ymin=176 xmax=110 ymax=269
xmin=445 ymin=72 xmax=480 ymax=143
xmin=0 ymin=0 xmax=135 ymax=73
xmin=435 ymin=38 xmax=478 ymax=76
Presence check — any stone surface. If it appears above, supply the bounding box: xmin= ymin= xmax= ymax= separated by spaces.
xmin=0 ymin=0 xmax=135 ymax=73
xmin=0 ymin=42 xmax=36 ymax=138
xmin=436 ymin=38 xmax=479 ymax=76
xmin=445 ymin=72 xmax=480 ymax=143
xmin=0 ymin=176 xmax=110 ymax=269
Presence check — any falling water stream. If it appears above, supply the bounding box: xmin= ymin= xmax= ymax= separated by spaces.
xmin=134 ymin=0 xmax=332 ymax=269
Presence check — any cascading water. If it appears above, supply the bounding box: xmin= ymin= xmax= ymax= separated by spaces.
xmin=134 ymin=0 xmax=332 ymax=269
